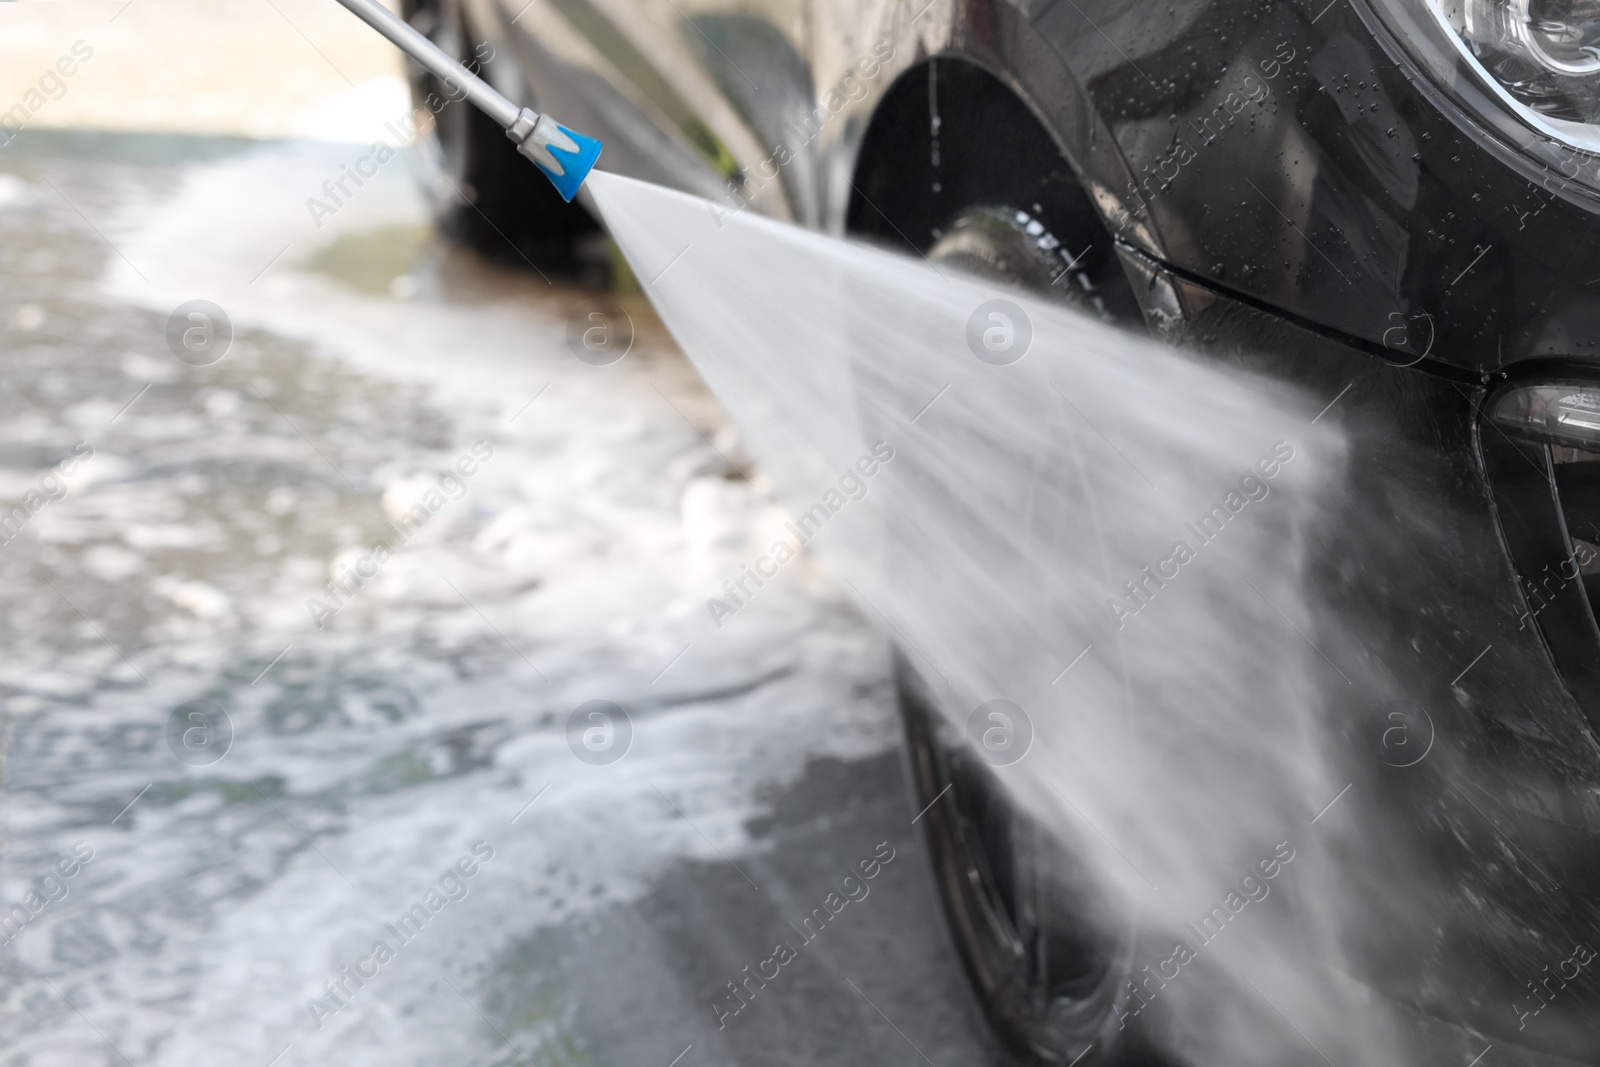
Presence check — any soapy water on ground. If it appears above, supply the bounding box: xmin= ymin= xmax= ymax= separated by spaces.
xmin=0 ymin=130 xmax=1420 ymax=1067
xmin=586 ymin=173 xmax=1391 ymax=1065
xmin=0 ymin=134 xmax=1009 ymax=1067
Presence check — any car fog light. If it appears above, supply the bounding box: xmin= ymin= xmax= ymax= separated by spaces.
xmin=1488 ymin=381 xmax=1600 ymax=450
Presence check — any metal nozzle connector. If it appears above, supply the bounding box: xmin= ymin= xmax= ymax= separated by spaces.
xmin=507 ymin=109 xmax=605 ymax=203
xmin=333 ymin=0 xmax=603 ymax=202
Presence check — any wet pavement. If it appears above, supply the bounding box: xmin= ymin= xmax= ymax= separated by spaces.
xmin=0 ymin=131 xmax=1005 ymax=1067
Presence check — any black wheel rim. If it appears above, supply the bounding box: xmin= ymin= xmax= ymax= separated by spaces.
xmin=900 ymin=660 xmax=1131 ymax=1064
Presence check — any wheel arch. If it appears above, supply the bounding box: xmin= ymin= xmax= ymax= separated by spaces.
xmin=845 ymin=47 xmax=1151 ymax=327
xmin=840 ymin=11 xmax=1166 ymax=266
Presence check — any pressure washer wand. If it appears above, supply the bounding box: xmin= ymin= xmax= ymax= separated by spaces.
xmin=332 ymin=0 xmax=602 ymax=202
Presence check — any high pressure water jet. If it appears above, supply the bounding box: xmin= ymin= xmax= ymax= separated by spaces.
xmin=332 ymin=0 xmax=602 ymax=202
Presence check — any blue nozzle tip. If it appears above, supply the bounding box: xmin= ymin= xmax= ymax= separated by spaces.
xmin=536 ymin=125 xmax=604 ymax=202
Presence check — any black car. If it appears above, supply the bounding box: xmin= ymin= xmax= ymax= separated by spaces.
xmin=396 ymin=1 xmax=1600 ymax=1063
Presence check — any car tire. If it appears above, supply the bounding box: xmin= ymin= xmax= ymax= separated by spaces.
xmin=399 ymin=0 xmax=601 ymax=273
xmin=899 ymin=658 xmax=1132 ymax=1066
xmin=926 ymin=205 xmax=1128 ymax=324
xmin=899 ymin=204 xmax=1146 ymax=1065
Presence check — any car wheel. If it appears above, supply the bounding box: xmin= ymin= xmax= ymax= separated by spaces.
xmin=900 ymin=205 xmax=1142 ymax=1065
xmin=400 ymin=0 xmax=601 ymax=273
xmin=899 ymin=661 xmax=1132 ymax=1065
xmin=926 ymin=205 xmax=1128 ymax=324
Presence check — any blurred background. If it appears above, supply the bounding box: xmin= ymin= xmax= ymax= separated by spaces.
xmin=0 ymin=4 xmax=1000 ymax=1064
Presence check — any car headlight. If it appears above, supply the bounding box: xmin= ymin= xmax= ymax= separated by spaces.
xmin=1360 ymin=0 xmax=1600 ymax=188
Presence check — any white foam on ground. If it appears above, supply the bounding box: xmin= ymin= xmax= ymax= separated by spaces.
xmin=2 ymin=144 xmax=898 ymax=1066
